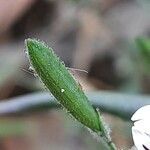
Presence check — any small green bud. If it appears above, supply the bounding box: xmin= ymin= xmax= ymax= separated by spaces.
xmin=26 ymin=39 xmax=100 ymax=132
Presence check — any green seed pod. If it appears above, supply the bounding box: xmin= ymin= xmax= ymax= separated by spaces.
xmin=26 ymin=39 xmax=100 ymax=132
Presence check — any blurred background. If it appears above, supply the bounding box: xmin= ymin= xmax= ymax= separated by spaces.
xmin=0 ymin=0 xmax=150 ymax=149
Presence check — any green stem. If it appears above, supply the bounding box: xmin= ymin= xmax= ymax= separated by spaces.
xmin=0 ymin=91 xmax=149 ymax=120
xmin=108 ymin=142 xmax=117 ymax=150
xmin=98 ymin=112 xmax=117 ymax=150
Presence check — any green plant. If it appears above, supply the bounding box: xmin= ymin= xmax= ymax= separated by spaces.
xmin=0 ymin=91 xmax=150 ymax=120
xmin=26 ymin=39 xmax=117 ymax=150
xmin=136 ymin=37 xmax=150 ymax=74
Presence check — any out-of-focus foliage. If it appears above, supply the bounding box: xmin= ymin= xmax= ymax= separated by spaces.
xmin=0 ymin=52 xmax=20 ymax=86
xmin=136 ymin=37 xmax=150 ymax=73
xmin=0 ymin=120 xmax=26 ymax=137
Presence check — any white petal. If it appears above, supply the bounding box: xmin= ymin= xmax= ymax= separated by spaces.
xmin=132 ymin=126 xmax=150 ymax=150
xmin=134 ymin=120 xmax=150 ymax=134
xmin=131 ymin=105 xmax=150 ymax=121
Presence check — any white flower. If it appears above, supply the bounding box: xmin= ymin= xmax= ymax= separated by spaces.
xmin=131 ymin=105 xmax=150 ymax=150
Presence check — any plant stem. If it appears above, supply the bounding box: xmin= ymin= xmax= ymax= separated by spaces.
xmin=0 ymin=91 xmax=150 ymax=120
xmin=108 ymin=142 xmax=117 ymax=150
xmin=98 ymin=112 xmax=117 ymax=150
